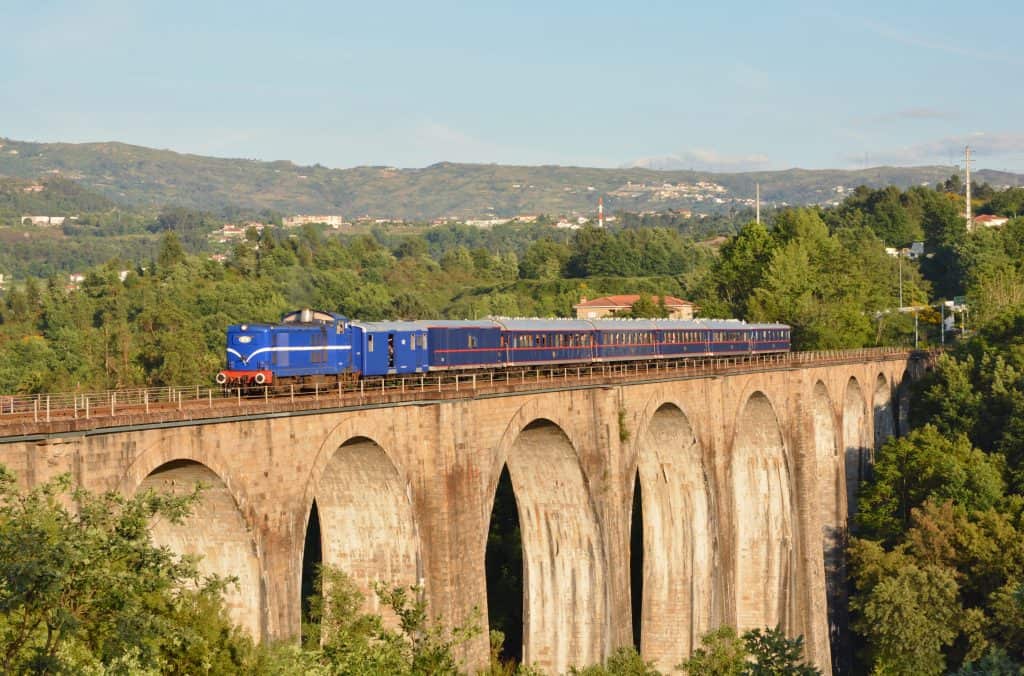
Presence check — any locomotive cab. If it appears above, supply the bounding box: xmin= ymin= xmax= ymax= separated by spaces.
xmin=218 ymin=323 xmax=275 ymax=386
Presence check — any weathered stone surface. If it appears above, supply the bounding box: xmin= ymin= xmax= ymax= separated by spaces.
xmin=0 ymin=355 xmax=921 ymax=674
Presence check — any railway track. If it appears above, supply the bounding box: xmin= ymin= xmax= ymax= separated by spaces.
xmin=0 ymin=348 xmax=928 ymax=438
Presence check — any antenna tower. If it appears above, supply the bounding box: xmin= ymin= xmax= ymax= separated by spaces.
xmin=598 ymin=196 xmax=604 ymax=228
xmin=755 ymin=183 xmax=760 ymax=224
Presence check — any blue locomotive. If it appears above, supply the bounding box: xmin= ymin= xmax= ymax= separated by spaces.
xmin=217 ymin=309 xmax=790 ymax=388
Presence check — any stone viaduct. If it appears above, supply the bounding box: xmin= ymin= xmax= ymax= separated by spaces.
xmin=0 ymin=351 xmax=924 ymax=674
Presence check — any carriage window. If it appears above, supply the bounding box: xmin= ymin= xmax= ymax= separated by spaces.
xmin=367 ymin=335 xmax=374 ymax=352
xmin=468 ymin=335 xmax=478 ymax=348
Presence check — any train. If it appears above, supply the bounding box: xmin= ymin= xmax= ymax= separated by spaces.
xmin=216 ymin=309 xmax=791 ymax=388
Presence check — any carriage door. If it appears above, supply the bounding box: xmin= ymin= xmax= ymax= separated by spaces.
xmin=388 ymin=333 xmax=395 ymax=369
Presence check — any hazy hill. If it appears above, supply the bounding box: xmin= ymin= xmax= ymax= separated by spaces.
xmin=0 ymin=176 xmax=118 ymax=221
xmin=1 ymin=137 xmax=1021 ymax=219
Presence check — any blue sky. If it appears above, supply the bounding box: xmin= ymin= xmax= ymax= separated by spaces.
xmin=3 ymin=0 xmax=1023 ymax=172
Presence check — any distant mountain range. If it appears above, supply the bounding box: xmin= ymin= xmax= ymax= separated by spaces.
xmin=1 ymin=136 xmax=1021 ymax=220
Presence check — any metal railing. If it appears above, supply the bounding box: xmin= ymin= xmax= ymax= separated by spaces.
xmin=0 ymin=347 xmax=927 ymax=431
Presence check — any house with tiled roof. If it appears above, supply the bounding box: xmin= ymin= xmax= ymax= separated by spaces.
xmin=573 ymin=294 xmax=698 ymax=319
xmin=974 ymin=214 xmax=1009 ymax=228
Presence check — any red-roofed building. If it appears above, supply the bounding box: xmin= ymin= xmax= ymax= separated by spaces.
xmin=974 ymin=214 xmax=1009 ymax=229
xmin=573 ymin=294 xmax=698 ymax=319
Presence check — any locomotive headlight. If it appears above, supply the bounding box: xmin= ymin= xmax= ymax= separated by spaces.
xmin=238 ymin=335 xmax=252 ymax=344
xmin=241 ymin=324 xmax=249 ymax=331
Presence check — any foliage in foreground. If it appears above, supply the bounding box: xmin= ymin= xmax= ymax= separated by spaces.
xmin=677 ymin=626 xmax=820 ymax=675
xmin=0 ymin=465 xmax=257 ymax=674
xmin=0 ymin=462 xmax=830 ymax=674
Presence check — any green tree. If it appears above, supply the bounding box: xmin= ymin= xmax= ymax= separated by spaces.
xmin=566 ymin=227 xmax=623 ymax=277
xmin=570 ymin=646 xmax=660 ymax=675
xmin=285 ymin=565 xmax=480 ymax=675
xmin=156 ymin=231 xmax=186 ymax=272
xmin=679 ymin=626 xmax=820 ymax=675
xmin=857 ymin=426 xmax=1005 ymax=540
xmin=678 ymin=626 xmax=748 ymax=675
xmin=703 ymin=220 xmax=774 ymax=316
xmin=744 ymin=627 xmax=819 ymax=676
xmin=0 ymin=465 xmax=256 ymax=674
xmin=519 ymin=239 xmax=571 ymax=280
xmin=849 ymin=540 xmax=961 ymax=675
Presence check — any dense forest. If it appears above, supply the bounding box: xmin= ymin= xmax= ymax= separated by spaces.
xmin=2 ymin=175 xmax=1024 ymax=672
xmin=2 ymin=176 xmax=1022 ymax=394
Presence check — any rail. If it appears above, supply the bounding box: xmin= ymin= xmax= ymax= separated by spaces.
xmin=0 ymin=347 xmax=931 ymax=435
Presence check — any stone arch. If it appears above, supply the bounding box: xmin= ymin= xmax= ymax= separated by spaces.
xmin=843 ymin=377 xmax=869 ymax=519
xmin=873 ymin=373 xmax=895 ymax=450
xmin=139 ymin=459 xmax=263 ymax=638
xmin=308 ymin=435 xmax=421 ymax=618
xmin=731 ymin=391 xmax=794 ymax=631
xmin=487 ymin=415 xmax=606 ymax=675
xmin=633 ymin=401 xmax=714 ymax=671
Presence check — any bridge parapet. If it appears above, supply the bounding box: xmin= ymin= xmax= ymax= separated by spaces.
xmin=0 ymin=347 xmax=931 ymax=440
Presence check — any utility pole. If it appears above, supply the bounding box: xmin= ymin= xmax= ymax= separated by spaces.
xmin=965 ymin=145 xmax=973 ymax=232
xmin=755 ymin=183 xmax=760 ymax=224
xmin=898 ymin=254 xmax=903 ymax=308
xmin=940 ymin=302 xmax=945 ymax=346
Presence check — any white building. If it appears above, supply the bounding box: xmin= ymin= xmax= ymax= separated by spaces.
xmin=283 ymin=214 xmax=344 ymax=228
xmin=21 ymin=215 xmax=66 ymax=227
